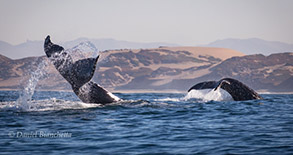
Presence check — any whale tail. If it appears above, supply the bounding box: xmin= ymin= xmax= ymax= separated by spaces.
xmin=188 ymin=78 xmax=262 ymax=101
xmin=43 ymin=35 xmax=99 ymax=88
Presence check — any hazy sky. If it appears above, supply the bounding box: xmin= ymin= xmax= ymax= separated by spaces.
xmin=0 ymin=0 xmax=292 ymax=45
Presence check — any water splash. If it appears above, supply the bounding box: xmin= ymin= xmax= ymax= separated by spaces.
xmin=92 ymin=51 xmax=99 ymax=58
xmin=154 ymin=89 xmax=233 ymax=103
xmin=154 ymin=98 xmax=181 ymax=102
xmin=15 ymin=59 xmax=48 ymax=111
xmin=184 ymin=89 xmax=233 ymax=102
xmin=67 ymin=41 xmax=99 ymax=62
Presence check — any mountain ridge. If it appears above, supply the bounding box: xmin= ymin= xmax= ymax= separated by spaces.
xmin=1 ymin=37 xmax=293 ymax=59
xmin=0 ymin=38 xmax=179 ymax=59
xmin=205 ymin=38 xmax=293 ymax=55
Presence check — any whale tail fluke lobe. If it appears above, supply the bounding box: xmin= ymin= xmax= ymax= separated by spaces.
xmin=188 ymin=81 xmax=217 ymax=92
xmin=70 ymin=56 xmax=99 ymax=89
xmin=188 ymin=78 xmax=262 ymax=101
xmin=218 ymin=78 xmax=262 ymax=101
xmin=213 ymin=79 xmax=230 ymax=91
xmin=44 ymin=35 xmax=64 ymax=57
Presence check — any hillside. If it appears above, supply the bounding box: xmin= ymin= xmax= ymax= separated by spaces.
xmin=0 ymin=46 xmax=243 ymax=91
xmin=0 ymin=45 xmax=292 ymax=93
xmin=203 ymin=53 xmax=293 ymax=92
xmin=95 ymin=47 xmax=244 ymax=90
xmin=155 ymin=53 xmax=293 ymax=92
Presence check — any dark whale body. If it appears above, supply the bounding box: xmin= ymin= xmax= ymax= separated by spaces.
xmin=44 ymin=35 xmax=120 ymax=104
xmin=188 ymin=78 xmax=262 ymax=101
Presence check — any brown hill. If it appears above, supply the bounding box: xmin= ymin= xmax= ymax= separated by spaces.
xmin=4 ymin=48 xmax=293 ymax=93
xmin=0 ymin=46 xmax=243 ymax=91
xmin=153 ymin=53 xmax=293 ymax=92
xmin=0 ymin=55 xmax=44 ymax=89
xmin=205 ymin=53 xmax=293 ymax=92
xmin=94 ymin=47 xmax=244 ymax=89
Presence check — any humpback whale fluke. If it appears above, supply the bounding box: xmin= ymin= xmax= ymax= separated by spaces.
xmin=44 ymin=35 xmax=120 ymax=104
xmin=188 ymin=78 xmax=262 ymax=101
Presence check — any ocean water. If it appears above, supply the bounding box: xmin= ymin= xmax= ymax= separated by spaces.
xmin=0 ymin=90 xmax=292 ymax=154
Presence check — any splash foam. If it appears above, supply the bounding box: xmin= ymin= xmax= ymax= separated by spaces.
xmin=184 ymin=89 xmax=233 ymax=102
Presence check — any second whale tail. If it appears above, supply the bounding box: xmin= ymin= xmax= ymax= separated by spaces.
xmin=188 ymin=78 xmax=262 ymax=101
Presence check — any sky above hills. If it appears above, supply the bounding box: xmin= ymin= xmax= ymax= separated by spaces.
xmin=0 ymin=0 xmax=292 ymax=46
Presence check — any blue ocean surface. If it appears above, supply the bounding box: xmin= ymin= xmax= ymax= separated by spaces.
xmin=0 ymin=90 xmax=292 ymax=154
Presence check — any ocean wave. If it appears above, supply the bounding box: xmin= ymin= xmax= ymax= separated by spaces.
xmin=0 ymin=98 xmax=101 ymax=112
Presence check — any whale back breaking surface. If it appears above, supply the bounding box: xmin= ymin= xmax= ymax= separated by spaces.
xmin=188 ymin=78 xmax=262 ymax=101
xmin=44 ymin=35 xmax=119 ymax=104
xmin=75 ymin=81 xmax=119 ymax=103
